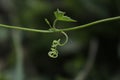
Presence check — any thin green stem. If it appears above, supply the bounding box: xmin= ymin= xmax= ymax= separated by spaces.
xmin=0 ymin=16 xmax=120 ymax=33
xmin=53 ymin=19 xmax=57 ymax=28
xmin=45 ymin=18 xmax=52 ymax=28
xmin=0 ymin=24 xmax=51 ymax=33
xmin=59 ymin=31 xmax=69 ymax=46
xmin=60 ymin=16 xmax=120 ymax=31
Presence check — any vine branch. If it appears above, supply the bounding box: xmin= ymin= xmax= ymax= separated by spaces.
xmin=0 ymin=16 xmax=120 ymax=33
xmin=0 ymin=24 xmax=51 ymax=33
xmin=61 ymin=16 xmax=120 ymax=31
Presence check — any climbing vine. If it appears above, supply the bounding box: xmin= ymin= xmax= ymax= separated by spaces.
xmin=0 ymin=9 xmax=120 ymax=58
xmin=46 ymin=9 xmax=75 ymax=58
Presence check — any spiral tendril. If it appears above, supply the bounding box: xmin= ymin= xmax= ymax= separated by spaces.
xmin=48 ymin=31 xmax=68 ymax=58
xmin=48 ymin=48 xmax=58 ymax=58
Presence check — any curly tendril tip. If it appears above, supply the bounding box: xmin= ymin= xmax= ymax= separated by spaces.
xmin=48 ymin=31 xmax=69 ymax=58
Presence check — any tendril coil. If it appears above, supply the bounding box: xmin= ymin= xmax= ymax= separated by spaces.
xmin=48 ymin=31 xmax=68 ymax=58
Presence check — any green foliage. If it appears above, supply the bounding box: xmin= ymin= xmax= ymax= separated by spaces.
xmin=54 ymin=9 xmax=76 ymax=22
xmin=46 ymin=9 xmax=75 ymax=58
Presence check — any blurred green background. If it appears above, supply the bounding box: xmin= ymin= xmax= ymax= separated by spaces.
xmin=0 ymin=0 xmax=120 ymax=80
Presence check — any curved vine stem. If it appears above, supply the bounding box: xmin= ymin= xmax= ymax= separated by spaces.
xmin=61 ymin=16 xmax=120 ymax=31
xmin=0 ymin=16 xmax=120 ymax=33
xmin=59 ymin=31 xmax=69 ymax=46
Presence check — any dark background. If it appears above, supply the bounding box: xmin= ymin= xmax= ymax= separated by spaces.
xmin=0 ymin=0 xmax=120 ymax=80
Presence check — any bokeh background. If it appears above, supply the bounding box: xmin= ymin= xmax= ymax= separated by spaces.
xmin=0 ymin=0 xmax=120 ymax=80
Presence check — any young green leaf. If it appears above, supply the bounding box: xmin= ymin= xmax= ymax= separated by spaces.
xmin=54 ymin=9 xmax=76 ymax=22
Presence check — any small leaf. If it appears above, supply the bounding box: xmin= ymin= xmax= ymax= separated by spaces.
xmin=54 ymin=9 xmax=65 ymax=19
xmin=54 ymin=9 xmax=76 ymax=22
xmin=58 ymin=16 xmax=76 ymax=22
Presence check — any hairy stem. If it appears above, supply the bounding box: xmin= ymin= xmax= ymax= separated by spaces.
xmin=0 ymin=16 xmax=120 ymax=33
